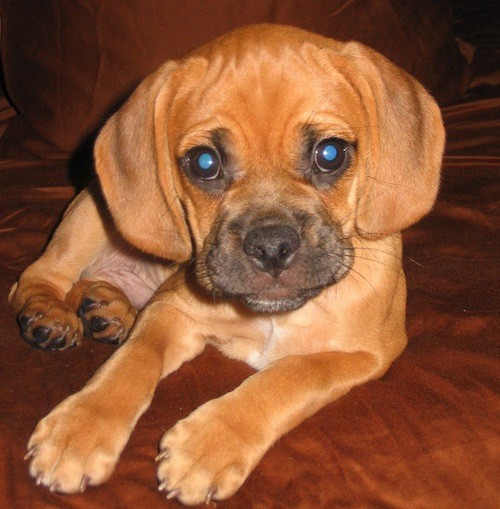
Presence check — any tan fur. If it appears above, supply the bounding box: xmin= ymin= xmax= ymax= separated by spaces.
xmin=11 ymin=25 xmax=444 ymax=505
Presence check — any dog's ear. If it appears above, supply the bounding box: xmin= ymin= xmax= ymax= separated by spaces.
xmin=94 ymin=62 xmax=191 ymax=261
xmin=342 ymin=42 xmax=445 ymax=237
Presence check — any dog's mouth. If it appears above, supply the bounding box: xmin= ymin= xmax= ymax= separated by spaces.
xmin=235 ymin=287 xmax=322 ymax=313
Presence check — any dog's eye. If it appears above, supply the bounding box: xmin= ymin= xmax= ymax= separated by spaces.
xmin=313 ymin=138 xmax=350 ymax=174
xmin=185 ymin=146 xmax=222 ymax=180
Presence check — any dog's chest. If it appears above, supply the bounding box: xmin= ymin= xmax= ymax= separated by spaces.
xmin=245 ymin=320 xmax=287 ymax=370
xmin=213 ymin=308 xmax=346 ymax=370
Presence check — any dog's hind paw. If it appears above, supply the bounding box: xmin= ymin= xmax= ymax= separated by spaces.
xmin=17 ymin=298 xmax=82 ymax=350
xmin=77 ymin=280 xmax=137 ymax=345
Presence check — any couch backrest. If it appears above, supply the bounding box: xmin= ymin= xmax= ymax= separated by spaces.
xmin=0 ymin=0 xmax=470 ymax=157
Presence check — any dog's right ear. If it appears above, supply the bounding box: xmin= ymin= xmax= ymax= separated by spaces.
xmin=94 ymin=61 xmax=191 ymax=262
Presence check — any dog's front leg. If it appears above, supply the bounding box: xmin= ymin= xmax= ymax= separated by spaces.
xmin=26 ymin=299 xmax=205 ymax=493
xmin=157 ymin=350 xmax=378 ymax=505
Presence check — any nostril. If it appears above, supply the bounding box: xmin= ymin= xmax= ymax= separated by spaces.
xmin=279 ymin=242 xmax=293 ymax=259
xmin=243 ymin=225 xmax=300 ymax=275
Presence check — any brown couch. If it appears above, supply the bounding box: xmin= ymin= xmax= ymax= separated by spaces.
xmin=0 ymin=1 xmax=498 ymax=507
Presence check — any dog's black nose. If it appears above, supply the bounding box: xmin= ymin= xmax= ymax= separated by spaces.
xmin=243 ymin=225 xmax=300 ymax=277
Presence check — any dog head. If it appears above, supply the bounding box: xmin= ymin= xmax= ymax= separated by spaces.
xmin=95 ymin=24 xmax=444 ymax=313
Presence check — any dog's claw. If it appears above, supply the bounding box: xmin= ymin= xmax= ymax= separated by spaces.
xmin=166 ymin=488 xmax=180 ymax=500
xmin=24 ymin=447 xmax=37 ymax=461
xmin=155 ymin=449 xmax=169 ymax=462
xmin=35 ymin=472 xmax=44 ymax=486
xmin=205 ymin=486 xmax=217 ymax=505
xmin=80 ymin=475 xmax=91 ymax=492
xmin=49 ymin=481 xmax=61 ymax=493
xmin=158 ymin=480 xmax=168 ymax=492
xmin=69 ymin=332 xmax=79 ymax=348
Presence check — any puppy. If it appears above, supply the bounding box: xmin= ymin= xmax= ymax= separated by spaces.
xmin=10 ymin=24 xmax=444 ymax=505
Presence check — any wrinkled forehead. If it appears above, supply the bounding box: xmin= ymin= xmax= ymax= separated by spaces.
xmin=168 ymin=43 xmax=364 ymax=154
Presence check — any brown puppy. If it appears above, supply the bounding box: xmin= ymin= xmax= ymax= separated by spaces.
xmin=10 ymin=25 xmax=444 ymax=505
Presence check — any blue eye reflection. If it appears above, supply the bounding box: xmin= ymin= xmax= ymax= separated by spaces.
xmin=198 ymin=152 xmax=215 ymax=171
xmin=186 ymin=146 xmax=222 ymax=180
xmin=321 ymin=144 xmax=338 ymax=162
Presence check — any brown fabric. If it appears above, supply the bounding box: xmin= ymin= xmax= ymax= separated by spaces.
xmin=0 ymin=0 xmax=469 ymax=157
xmin=0 ymin=2 xmax=498 ymax=508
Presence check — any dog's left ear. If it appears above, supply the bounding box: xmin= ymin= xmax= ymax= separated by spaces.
xmin=342 ymin=42 xmax=445 ymax=237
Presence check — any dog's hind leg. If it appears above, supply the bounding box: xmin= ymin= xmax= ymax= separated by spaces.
xmin=9 ymin=182 xmax=120 ymax=350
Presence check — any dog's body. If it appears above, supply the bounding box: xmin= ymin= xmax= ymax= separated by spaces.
xmin=10 ymin=25 xmax=444 ymax=505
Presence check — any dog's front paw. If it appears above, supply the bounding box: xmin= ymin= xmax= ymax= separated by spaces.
xmin=156 ymin=401 xmax=262 ymax=505
xmin=26 ymin=394 xmax=129 ymax=493
xmin=78 ymin=281 xmax=137 ymax=345
xmin=18 ymin=297 xmax=82 ymax=350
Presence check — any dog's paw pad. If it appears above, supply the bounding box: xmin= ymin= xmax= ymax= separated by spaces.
xmin=78 ymin=283 xmax=136 ymax=345
xmin=18 ymin=299 xmax=82 ymax=350
xmin=88 ymin=315 xmax=111 ymax=333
